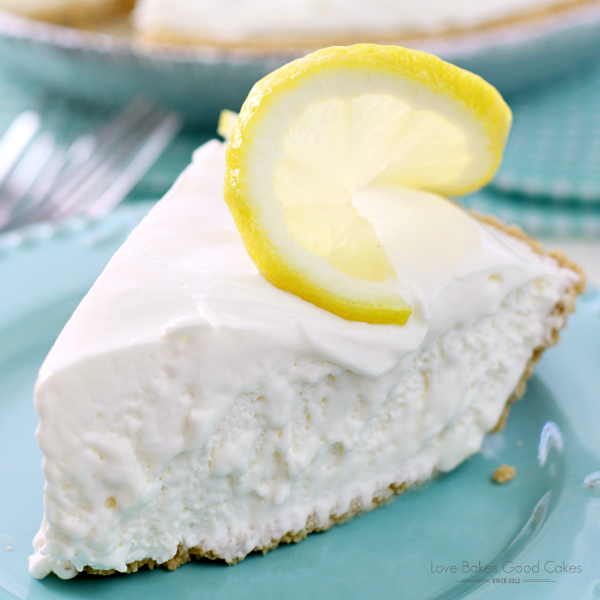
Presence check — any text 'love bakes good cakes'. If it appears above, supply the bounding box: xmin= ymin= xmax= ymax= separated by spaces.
xmin=28 ymin=45 xmax=583 ymax=579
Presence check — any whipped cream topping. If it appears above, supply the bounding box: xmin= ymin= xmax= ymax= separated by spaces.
xmin=37 ymin=141 xmax=554 ymax=378
xmin=133 ymin=0 xmax=577 ymax=42
xmin=29 ymin=140 xmax=578 ymax=578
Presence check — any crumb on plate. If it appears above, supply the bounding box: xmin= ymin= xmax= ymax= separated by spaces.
xmin=493 ymin=464 xmax=516 ymax=484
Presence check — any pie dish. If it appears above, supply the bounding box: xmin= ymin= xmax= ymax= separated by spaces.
xmin=1 ymin=0 xmax=600 ymax=126
xmin=0 ymin=0 xmax=594 ymax=48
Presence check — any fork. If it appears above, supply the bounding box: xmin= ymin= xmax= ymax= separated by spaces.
xmin=0 ymin=99 xmax=181 ymax=233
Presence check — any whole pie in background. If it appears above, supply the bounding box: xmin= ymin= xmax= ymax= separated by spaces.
xmin=0 ymin=0 xmax=595 ymax=48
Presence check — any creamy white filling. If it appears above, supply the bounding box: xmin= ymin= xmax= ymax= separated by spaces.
xmin=29 ymin=141 xmax=578 ymax=578
xmin=133 ymin=0 xmax=578 ymax=41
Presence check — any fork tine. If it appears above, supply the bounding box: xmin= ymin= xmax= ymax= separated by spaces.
xmin=83 ymin=114 xmax=181 ymax=219
xmin=2 ymin=132 xmax=55 ymax=199
xmin=5 ymin=146 xmax=68 ymax=229
xmin=0 ymin=111 xmax=40 ymax=186
xmin=42 ymin=108 xmax=180 ymax=222
xmin=0 ymin=131 xmax=55 ymax=230
xmin=37 ymin=102 xmax=159 ymax=215
xmin=0 ymin=100 xmax=180 ymax=233
xmin=11 ymin=133 xmax=97 ymax=227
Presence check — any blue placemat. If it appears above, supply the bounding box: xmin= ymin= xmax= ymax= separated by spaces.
xmin=495 ymin=61 xmax=600 ymax=203
xmin=460 ymin=187 xmax=600 ymax=239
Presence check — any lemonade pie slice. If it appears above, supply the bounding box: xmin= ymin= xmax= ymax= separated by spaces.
xmin=30 ymin=48 xmax=582 ymax=579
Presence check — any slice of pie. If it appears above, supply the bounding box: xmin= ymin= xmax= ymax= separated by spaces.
xmin=28 ymin=46 xmax=584 ymax=579
xmin=28 ymin=139 xmax=583 ymax=579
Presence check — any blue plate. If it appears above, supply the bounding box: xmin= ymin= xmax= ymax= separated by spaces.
xmin=1 ymin=204 xmax=600 ymax=600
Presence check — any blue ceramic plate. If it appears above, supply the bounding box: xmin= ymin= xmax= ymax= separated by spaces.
xmin=1 ymin=204 xmax=600 ymax=600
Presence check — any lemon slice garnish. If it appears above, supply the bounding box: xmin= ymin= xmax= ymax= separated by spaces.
xmin=224 ymin=44 xmax=511 ymax=325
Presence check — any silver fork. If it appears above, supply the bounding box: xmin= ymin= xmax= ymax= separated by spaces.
xmin=0 ymin=99 xmax=181 ymax=233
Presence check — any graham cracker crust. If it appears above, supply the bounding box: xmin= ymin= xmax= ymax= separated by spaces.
xmin=471 ymin=211 xmax=585 ymax=432
xmin=24 ymin=0 xmax=134 ymax=28
xmin=82 ymin=213 xmax=585 ymax=578
xmin=85 ymin=483 xmax=410 ymax=575
xmin=492 ymin=464 xmax=517 ymax=484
